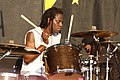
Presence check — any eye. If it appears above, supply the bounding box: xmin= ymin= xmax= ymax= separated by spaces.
xmin=55 ymin=20 xmax=63 ymax=24
xmin=55 ymin=20 xmax=60 ymax=23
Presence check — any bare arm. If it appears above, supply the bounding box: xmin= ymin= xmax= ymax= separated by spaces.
xmin=23 ymin=32 xmax=46 ymax=64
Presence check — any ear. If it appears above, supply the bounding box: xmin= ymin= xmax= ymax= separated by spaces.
xmin=48 ymin=18 xmax=50 ymax=24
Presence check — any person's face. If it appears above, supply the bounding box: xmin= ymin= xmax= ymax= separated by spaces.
xmin=52 ymin=14 xmax=63 ymax=33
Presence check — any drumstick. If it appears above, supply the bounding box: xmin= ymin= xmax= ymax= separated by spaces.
xmin=67 ymin=15 xmax=74 ymax=41
xmin=21 ymin=15 xmax=38 ymax=28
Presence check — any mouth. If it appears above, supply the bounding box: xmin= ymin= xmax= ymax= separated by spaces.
xmin=57 ymin=28 xmax=61 ymax=31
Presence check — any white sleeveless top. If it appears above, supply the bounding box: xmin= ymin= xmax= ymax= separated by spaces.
xmin=20 ymin=27 xmax=61 ymax=76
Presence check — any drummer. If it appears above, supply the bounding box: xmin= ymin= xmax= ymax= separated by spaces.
xmin=19 ymin=7 xmax=64 ymax=80
xmin=82 ymin=37 xmax=106 ymax=57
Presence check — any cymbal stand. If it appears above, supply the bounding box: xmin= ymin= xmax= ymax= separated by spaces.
xmin=94 ymin=51 xmax=100 ymax=80
xmin=105 ymin=43 xmax=120 ymax=80
xmin=93 ymin=35 xmax=102 ymax=80
xmin=93 ymin=35 xmax=99 ymax=42
xmin=105 ymin=43 xmax=110 ymax=80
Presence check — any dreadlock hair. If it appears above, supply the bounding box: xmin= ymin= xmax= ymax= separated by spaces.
xmin=39 ymin=7 xmax=63 ymax=28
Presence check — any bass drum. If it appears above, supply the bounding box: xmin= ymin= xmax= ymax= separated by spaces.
xmin=45 ymin=44 xmax=84 ymax=80
xmin=0 ymin=72 xmax=18 ymax=80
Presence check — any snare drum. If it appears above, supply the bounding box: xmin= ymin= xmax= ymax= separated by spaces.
xmin=0 ymin=72 xmax=18 ymax=80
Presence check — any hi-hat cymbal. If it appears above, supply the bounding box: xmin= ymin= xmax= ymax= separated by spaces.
xmin=71 ymin=30 xmax=118 ymax=38
xmin=0 ymin=43 xmax=40 ymax=55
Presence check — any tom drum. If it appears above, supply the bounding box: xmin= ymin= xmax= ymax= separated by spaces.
xmin=45 ymin=44 xmax=84 ymax=80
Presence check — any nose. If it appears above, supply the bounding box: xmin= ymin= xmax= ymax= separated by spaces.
xmin=59 ymin=22 xmax=63 ymax=28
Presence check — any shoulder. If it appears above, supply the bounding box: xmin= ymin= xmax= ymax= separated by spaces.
xmin=27 ymin=27 xmax=43 ymax=35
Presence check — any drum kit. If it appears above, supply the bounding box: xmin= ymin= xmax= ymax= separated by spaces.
xmin=0 ymin=30 xmax=119 ymax=80
xmin=45 ymin=30 xmax=120 ymax=80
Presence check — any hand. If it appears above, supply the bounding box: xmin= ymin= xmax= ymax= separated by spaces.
xmin=42 ymin=31 xmax=50 ymax=44
xmin=42 ymin=20 xmax=53 ymax=44
xmin=84 ymin=44 xmax=91 ymax=54
xmin=37 ymin=45 xmax=46 ymax=53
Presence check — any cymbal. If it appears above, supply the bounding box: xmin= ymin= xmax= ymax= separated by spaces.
xmin=100 ymin=41 xmax=120 ymax=44
xmin=0 ymin=43 xmax=40 ymax=55
xmin=71 ymin=30 xmax=118 ymax=38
